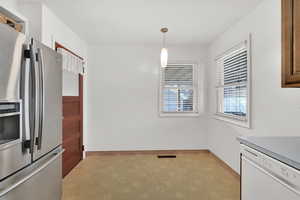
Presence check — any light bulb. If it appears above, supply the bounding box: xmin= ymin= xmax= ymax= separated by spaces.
xmin=161 ymin=48 xmax=168 ymax=68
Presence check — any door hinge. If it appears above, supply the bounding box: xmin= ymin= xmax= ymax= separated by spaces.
xmin=23 ymin=140 xmax=31 ymax=149
xmin=82 ymin=145 xmax=85 ymax=151
xmin=24 ymin=49 xmax=31 ymax=59
xmin=35 ymin=137 xmax=39 ymax=145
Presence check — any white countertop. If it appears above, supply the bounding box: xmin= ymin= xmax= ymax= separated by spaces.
xmin=237 ymin=136 xmax=300 ymax=170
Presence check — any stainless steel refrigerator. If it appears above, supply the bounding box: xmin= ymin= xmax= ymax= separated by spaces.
xmin=0 ymin=23 xmax=63 ymax=200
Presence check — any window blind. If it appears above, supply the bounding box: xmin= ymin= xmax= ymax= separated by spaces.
xmin=160 ymin=64 xmax=198 ymax=114
xmin=223 ymin=50 xmax=247 ymax=84
xmin=216 ymin=42 xmax=249 ymax=121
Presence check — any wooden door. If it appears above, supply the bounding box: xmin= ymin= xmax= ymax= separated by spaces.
xmin=55 ymin=43 xmax=84 ymax=177
xmin=282 ymin=0 xmax=300 ymax=87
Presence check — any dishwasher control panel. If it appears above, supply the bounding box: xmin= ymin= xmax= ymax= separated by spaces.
xmin=241 ymin=145 xmax=300 ymax=188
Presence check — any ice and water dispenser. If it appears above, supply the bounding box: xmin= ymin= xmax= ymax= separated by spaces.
xmin=0 ymin=101 xmax=21 ymax=146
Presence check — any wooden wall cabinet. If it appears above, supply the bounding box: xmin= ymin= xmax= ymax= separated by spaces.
xmin=282 ymin=0 xmax=300 ymax=88
xmin=0 ymin=12 xmax=23 ymax=32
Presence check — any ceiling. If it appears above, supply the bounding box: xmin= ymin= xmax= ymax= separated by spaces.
xmin=21 ymin=0 xmax=263 ymax=45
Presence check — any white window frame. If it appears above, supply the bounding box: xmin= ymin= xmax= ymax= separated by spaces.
xmin=214 ymin=35 xmax=251 ymax=128
xmin=159 ymin=63 xmax=200 ymax=117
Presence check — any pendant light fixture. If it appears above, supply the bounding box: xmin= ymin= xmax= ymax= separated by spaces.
xmin=160 ymin=27 xmax=168 ymax=68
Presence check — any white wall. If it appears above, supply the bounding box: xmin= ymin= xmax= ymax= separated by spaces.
xmin=62 ymin=71 xmax=79 ymax=96
xmin=41 ymin=5 xmax=86 ymax=56
xmin=86 ymin=45 xmax=209 ymax=151
xmin=0 ymin=0 xmax=18 ymax=12
xmin=18 ymin=3 xmax=42 ymax=40
xmin=18 ymin=3 xmax=86 ymax=97
xmin=41 ymin=5 xmax=85 ymax=97
xmin=207 ymin=0 xmax=300 ymax=173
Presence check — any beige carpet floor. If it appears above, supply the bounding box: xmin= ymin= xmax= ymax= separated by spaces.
xmin=62 ymin=152 xmax=240 ymax=200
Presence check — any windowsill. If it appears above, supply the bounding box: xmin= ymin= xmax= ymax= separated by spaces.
xmin=160 ymin=112 xmax=200 ymax=118
xmin=214 ymin=113 xmax=250 ymax=129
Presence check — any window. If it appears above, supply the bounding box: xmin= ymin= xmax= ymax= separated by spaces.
xmin=215 ymin=39 xmax=251 ymax=127
xmin=159 ymin=63 xmax=199 ymax=116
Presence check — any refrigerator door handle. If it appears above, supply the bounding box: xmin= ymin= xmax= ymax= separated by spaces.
xmin=29 ymin=42 xmax=39 ymax=153
xmin=36 ymin=48 xmax=44 ymax=150
xmin=0 ymin=149 xmax=64 ymax=198
xmin=21 ymin=45 xmax=31 ymax=148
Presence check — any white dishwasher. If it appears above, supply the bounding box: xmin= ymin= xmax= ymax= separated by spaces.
xmin=241 ymin=145 xmax=300 ymax=200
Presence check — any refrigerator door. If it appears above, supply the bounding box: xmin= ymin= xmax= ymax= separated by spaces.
xmin=0 ymin=147 xmax=63 ymax=200
xmin=31 ymin=40 xmax=63 ymax=161
xmin=0 ymin=103 xmax=31 ymax=181
xmin=0 ymin=23 xmax=25 ymax=101
xmin=0 ymin=24 xmax=31 ymax=181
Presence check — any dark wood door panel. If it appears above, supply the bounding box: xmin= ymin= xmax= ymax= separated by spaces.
xmin=63 ymin=100 xmax=80 ymax=117
xmin=56 ymin=42 xmax=84 ymax=178
xmin=63 ymin=155 xmax=81 ymax=177
xmin=62 ymin=96 xmax=83 ymax=177
xmin=63 ymin=117 xmax=81 ymax=140
xmin=63 ymin=135 xmax=81 ymax=158
xmin=63 ymin=131 xmax=81 ymax=145
xmin=62 ymin=135 xmax=81 ymax=177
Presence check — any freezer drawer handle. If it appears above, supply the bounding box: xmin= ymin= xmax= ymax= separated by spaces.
xmin=0 ymin=149 xmax=64 ymax=197
xmin=0 ymin=112 xmax=20 ymax=117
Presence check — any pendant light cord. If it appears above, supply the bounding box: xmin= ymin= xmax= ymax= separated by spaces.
xmin=163 ymin=33 xmax=166 ymax=48
xmin=161 ymin=27 xmax=168 ymax=48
